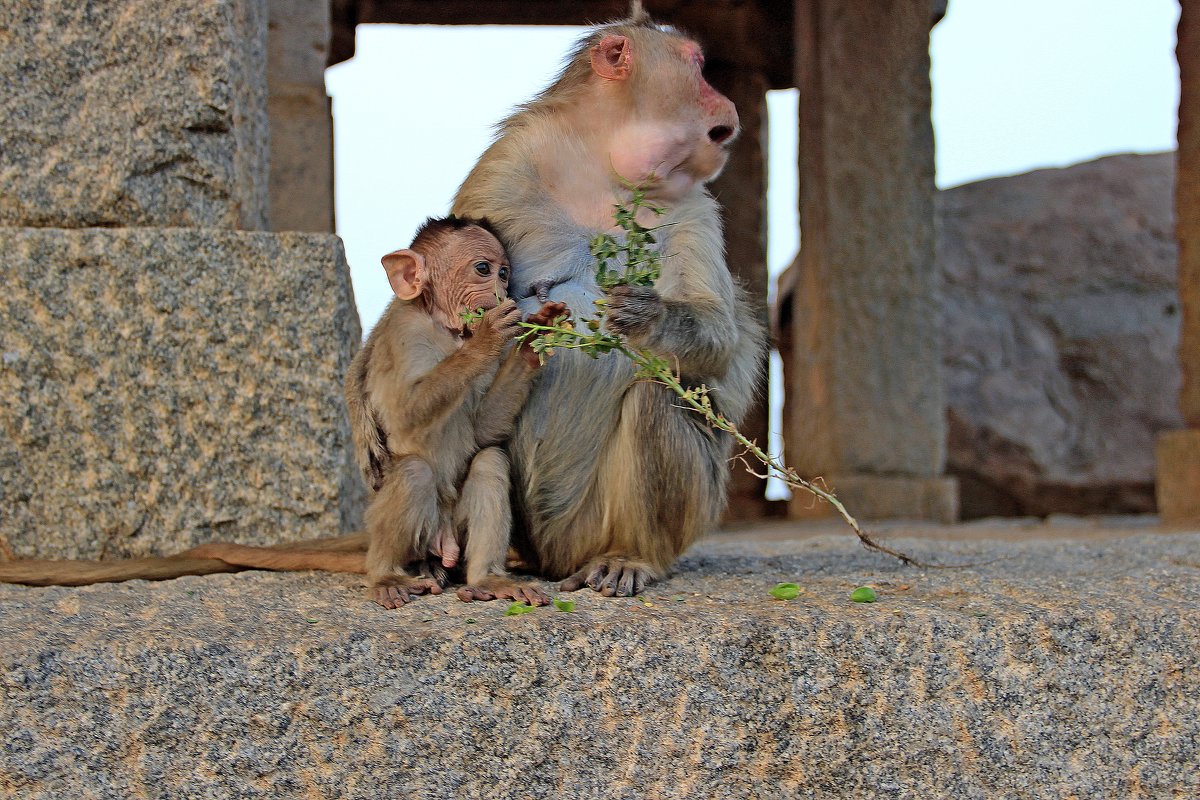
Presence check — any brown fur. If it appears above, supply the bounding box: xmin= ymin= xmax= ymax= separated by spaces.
xmin=452 ymin=14 xmax=765 ymax=595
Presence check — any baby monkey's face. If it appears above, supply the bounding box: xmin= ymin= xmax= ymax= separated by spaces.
xmin=437 ymin=225 xmax=511 ymax=316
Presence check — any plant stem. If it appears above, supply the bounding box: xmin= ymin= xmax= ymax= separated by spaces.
xmin=517 ymin=320 xmax=928 ymax=567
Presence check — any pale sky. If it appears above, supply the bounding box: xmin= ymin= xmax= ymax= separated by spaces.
xmin=326 ymin=0 xmax=1180 ymax=332
xmin=325 ymin=1 xmax=1180 ymax=498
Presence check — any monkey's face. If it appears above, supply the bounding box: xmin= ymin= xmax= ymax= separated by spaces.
xmin=609 ymin=34 xmax=739 ymax=202
xmin=430 ymin=226 xmax=511 ymax=326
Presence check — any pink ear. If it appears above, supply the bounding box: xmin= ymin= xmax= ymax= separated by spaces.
xmin=590 ymin=35 xmax=632 ymax=80
xmin=381 ymin=249 xmax=425 ymax=301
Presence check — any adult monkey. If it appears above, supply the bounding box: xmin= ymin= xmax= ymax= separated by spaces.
xmin=451 ymin=7 xmax=764 ymax=596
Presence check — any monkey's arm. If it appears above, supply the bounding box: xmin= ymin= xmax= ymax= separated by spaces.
xmin=474 ymin=348 xmax=538 ymax=447
xmin=607 ymin=286 xmax=738 ymax=379
xmin=382 ymin=301 xmax=523 ymax=437
xmin=473 ymin=301 xmax=565 ymax=447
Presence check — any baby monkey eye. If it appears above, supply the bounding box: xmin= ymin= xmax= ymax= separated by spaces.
xmin=498 ymin=266 xmax=510 ymax=282
xmin=474 ymin=261 xmax=491 ymax=276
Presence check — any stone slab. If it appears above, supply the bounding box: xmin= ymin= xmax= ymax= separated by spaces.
xmin=0 ymin=0 xmax=268 ymax=230
xmin=1157 ymin=429 xmax=1200 ymax=522
xmin=0 ymin=227 xmax=363 ymax=559
xmin=789 ymin=474 xmax=959 ymax=523
xmin=0 ymin=525 xmax=1197 ymax=798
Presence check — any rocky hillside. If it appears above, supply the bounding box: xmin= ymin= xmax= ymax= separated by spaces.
xmin=939 ymin=152 xmax=1181 ymax=517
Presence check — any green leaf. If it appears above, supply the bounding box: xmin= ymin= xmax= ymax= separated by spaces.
xmin=850 ymin=586 xmax=878 ymax=603
xmin=552 ymin=597 xmax=575 ymax=613
xmin=465 ymin=618 xmax=477 ymax=624
xmin=769 ymin=582 xmax=800 ymax=601
xmin=504 ymin=602 xmax=536 ymax=616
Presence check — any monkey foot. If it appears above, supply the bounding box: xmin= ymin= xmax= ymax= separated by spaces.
xmin=559 ymin=557 xmax=657 ymax=597
xmin=371 ymin=577 xmax=442 ymax=610
xmin=455 ymin=577 xmax=550 ymax=606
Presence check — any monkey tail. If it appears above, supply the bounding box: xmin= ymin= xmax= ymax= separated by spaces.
xmin=0 ymin=555 xmax=243 ymax=587
xmin=0 ymin=532 xmax=370 ymax=587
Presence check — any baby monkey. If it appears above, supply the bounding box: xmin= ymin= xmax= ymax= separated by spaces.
xmin=346 ymin=216 xmax=563 ymax=609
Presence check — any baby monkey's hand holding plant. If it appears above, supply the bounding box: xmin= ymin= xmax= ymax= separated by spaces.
xmin=514 ymin=184 xmax=926 ymax=567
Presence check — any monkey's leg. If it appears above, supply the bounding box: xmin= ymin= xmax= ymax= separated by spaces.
xmin=559 ymin=383 xmax=727 ymax=596
xmin=365 ymin=456 xmax=444 ymax=609
xmin=454 ymin=448 xmax=549 ymax=606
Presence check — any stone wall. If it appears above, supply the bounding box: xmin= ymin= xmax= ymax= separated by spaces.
xmin=0 ymin=0 xmax=364 ymax=559
xmin=0 ymin=0 xmax=269 ymax=231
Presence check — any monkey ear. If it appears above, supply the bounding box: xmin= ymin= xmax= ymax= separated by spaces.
xmin=381 ymin=249 xmax=425 ymax=301
xmin=591 ymin=35 xmax=632 ymax=81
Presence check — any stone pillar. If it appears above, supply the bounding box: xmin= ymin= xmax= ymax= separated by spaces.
xmin=1157 ymin=0 xmax=1200 ymax=523
xmin=267 ymin=0 xmax=336 ymax=232
xmin=0 ymin=0 xmax=269 ymax=230
xmin=0 ymin=0 xmax=363 ymax=560
xmin=783 ymin=0 xmax=957 ymax=522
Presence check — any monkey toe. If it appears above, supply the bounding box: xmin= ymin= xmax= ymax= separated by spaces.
xmin=372 ymin=585 xmax=412 ymax=609
xmin=517 ymin=584 xmax=551 ymax=606
xmin=456 ymin=586 xmax=496 ymax=602
xmin=410 ymin=579 xmax=443 ymax=596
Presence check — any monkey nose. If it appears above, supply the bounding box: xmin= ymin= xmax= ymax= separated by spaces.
xmin=708 ymin=125 xmax=735 ymax=145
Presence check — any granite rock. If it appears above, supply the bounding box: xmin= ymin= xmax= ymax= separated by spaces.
xmin=940 ymin=153 xmax=1182 ymax=517
xmin=0 ymin=0 xmax=268 ymax=230
xmin=0 ymin=524 xmax=1196 ymax=798
xmin=0 ymin=228 xmax=363 ymax=559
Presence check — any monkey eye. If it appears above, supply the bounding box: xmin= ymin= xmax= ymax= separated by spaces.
xmin=498 ymin=266 xmax=510 ymax=282
xmin=474 ymin=261 xmax=491 ymax=276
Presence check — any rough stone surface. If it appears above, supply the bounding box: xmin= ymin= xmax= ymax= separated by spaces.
xmin=266 ymin=0 xmax=334 ymax=232
xmin=1157 ymin=430 xmax=1200 ymax=522
xmin=0 ymin=0 xmax=268 ymax=230
xmin=940 ymin=153 xmax=1182 ymax=518
xmin=0 ymin=228 xmax=363 ymax=559
xmin=786 ymin=0 xmax=944 ymax=487
xmin=1 ymin=522 xmax=1197 ymax=798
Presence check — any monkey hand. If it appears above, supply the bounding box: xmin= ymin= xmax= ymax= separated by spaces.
xmin=473 ymin=299 xmax=523 ymax=353
xmin=519 ymin=301 xmax=569 ymax=367
xmin=604 ymin=285 xmax=663 ymax=339
xmin=525 ymin=301 xmax=569 ymax=328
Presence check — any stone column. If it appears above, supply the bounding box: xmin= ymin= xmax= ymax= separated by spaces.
xmin=0 ymin=0 xmax=363 ymax=559
xmin=267 ymin=0 xmax=336 ymax=232
xmin=1157 ymin=0 xmax=1200 ymax=523
xmin=783 ymin=0 xmax=957 ymax=522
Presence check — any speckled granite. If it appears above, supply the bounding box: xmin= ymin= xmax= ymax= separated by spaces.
xmin=1 ymin=524 xmax=1196 ymax=798
xmin=0 ymin=227 xmax=364 ymax=559
xmin=0 ymin=0 xmax=268 ymax=230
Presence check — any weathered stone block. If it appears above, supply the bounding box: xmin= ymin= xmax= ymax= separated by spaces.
xmin=0 ymin=228 xmax=363 ymax=559
xmin=787 ymin=0 xmax=943 ymax=482
xmin=1156 ymin=429 xmax=1200 ymax=522
xmin=0 ymin=0 xmax=268 ymax=230
xmin=1 ymin=527 xmax=1197 ymax=797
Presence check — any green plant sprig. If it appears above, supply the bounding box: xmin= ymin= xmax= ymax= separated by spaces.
xmin=590 ymin=178 xmax=672 ymax=291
